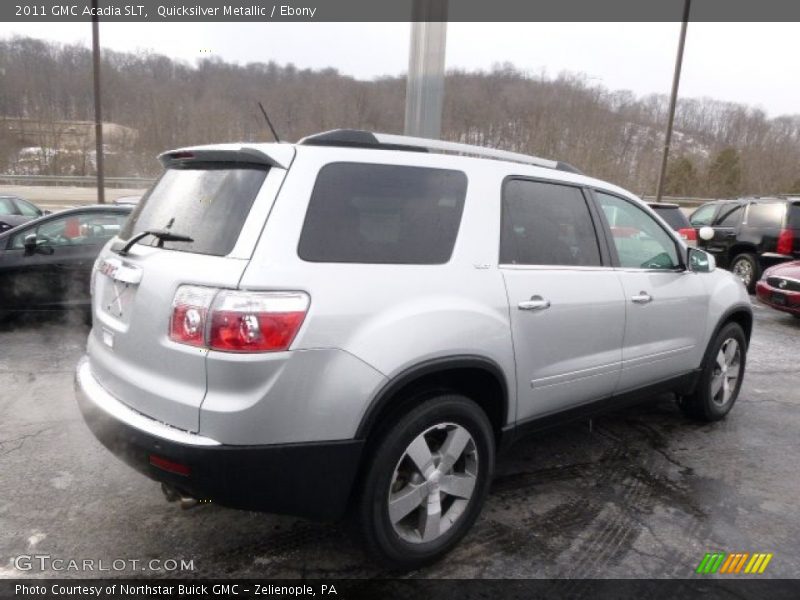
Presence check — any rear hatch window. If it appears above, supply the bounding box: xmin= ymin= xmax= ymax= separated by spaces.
xmin=652 ymin=206 xmax=690 ymax=230
xmin=119 ymin=163 xmax=268 ymax=256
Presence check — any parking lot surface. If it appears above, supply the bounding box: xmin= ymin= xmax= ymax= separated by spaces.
xmin=1 ymin=302 xmax=798 ymax=579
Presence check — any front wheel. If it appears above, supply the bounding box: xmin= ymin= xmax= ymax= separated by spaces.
xmin=679 ymin=322 xmax=746 ymax=422
xmin=356 ymin=394 xmax=495 ymax=569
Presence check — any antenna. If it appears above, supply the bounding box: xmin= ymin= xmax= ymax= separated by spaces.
xmin=257 ymin=102 xmax=281 ymax=143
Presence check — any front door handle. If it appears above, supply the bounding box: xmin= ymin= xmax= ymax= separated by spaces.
xmin=518 ymin=295 xmax=551 ymax=311
xmin=631 ymin=291 xmax=653 ymax=304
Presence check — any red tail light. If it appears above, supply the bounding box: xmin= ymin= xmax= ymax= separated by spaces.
xmin=678 ymin=227 xmax=697 ymax=242
xmin=149 ymin=455 xmax=191 ymax=476
xmin=169 ymin=286 xmax=309 ymax=353
xmin=777 ymin=229 xmax=794 ymax=255
xmin=169 ymin=286 xmax=217 ymax=347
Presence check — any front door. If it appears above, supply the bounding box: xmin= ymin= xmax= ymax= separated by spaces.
xmin=594 ymin=191 xmax=710 ymax=392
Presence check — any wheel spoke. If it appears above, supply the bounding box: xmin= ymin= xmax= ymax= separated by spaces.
xmin=440 ymin=473 xmax=476 ymax=499
xmin=711 ymin=373 xmax=724 ymax=397
xmin=722 ymin=377 xmax=731 ymax=404
xmin=716 ymin=349 xmax=726 ymax=370
xmin=437 ymin=426 xmax=471 ymax=472
xmin=406 ymin=435 xmax=435 ymax=478
xmin=724 ymin=340 xmax=738 ymax=365
xmin=388 ymin=483 xmax=426 ymax=524
xmin=419 ymin=495 xmax=442 ymax=542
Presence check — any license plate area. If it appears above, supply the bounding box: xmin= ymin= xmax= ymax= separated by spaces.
xmin=97 ymin=257 xmax=142 ymax=322
xmin=771 ymin=292 xmax=787 ymax=306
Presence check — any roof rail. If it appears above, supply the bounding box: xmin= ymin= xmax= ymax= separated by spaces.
xmin=298 ymin=129 xmax=583 ymax=174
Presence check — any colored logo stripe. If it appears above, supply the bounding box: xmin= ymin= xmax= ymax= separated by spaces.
xmin=696 ymin=552 xmax=773 ymax=574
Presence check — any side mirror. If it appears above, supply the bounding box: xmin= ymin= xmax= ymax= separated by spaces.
xmin=688 ymin=248 xmax=716 ymax=273
xmin=698 ymin=226 xmax=715 ymax=241
xmin=23 ymin=234 xmax=54 ymax=256
xmin=23 ymin=233 xmax=38 ymax=255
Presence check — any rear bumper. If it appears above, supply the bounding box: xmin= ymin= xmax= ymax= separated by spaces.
xmin=75 ymin=357 xmax=364 ymax=520
xmin=755 ymin=281 xmax=800 ymax=316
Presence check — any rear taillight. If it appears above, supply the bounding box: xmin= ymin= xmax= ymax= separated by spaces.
xmin=777 ymin=229 xmax=794 ymax=255
xmin=169 ymin=285 xmax=217 ymax=347
xmin=169 ymin=286 xmax=309 ymax=353
xmin=678 ymin=227 xmax=697 ymax=242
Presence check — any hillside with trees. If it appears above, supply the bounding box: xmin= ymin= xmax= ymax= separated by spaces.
xmin=1 ymin=36 xmax=799 ymax=197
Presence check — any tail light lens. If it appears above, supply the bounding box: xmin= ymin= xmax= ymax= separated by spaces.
xmin=678 ymin=227 xmax=697 ymax=242
xmin=169 ymin=286 xmax=309 ymax=353
xmin=169 ymin=285 xmax=217 ymax=347
xmin=777 ymin=229 xmax=794 ymax=255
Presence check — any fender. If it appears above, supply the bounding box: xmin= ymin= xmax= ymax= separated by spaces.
xmin=354 ymin=354 xmax=510 ymax=440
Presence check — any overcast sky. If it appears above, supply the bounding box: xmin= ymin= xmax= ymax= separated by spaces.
xmin=2 ymin=22 xmax=798 ymax=117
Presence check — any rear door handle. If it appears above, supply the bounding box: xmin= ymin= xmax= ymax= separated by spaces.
xmin=631 ymin=292 xmax=653 ymax=304
xmin=518 ymin=295 xmax=551 ymax=311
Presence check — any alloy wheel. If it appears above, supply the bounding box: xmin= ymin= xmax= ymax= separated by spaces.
xmin=387 ymin=423 xmax=478 ymax=544
xmin=711 ymin=338 xmax=742 ymax=406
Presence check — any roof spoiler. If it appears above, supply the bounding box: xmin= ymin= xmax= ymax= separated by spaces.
xmin=158 ymin=144 xmax=295 ymax=170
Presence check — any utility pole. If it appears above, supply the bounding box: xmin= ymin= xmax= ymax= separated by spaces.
xmin=404 ymin=0 xmax=448 ymax=139
xmin=655 ymin=0 xmax=691 ymax=202
xmin=91 ymin=0 xmax=105 ymax=203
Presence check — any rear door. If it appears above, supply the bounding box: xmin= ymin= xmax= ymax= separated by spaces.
xmin=88 ymin=148 xmax=293 ymax=432
xmin=594 ymin=191 xmax=709 ymax=392
xmin=704 ymin=202 xmax=746 ymax=264
xmin=501 ymin=178 xmax=626 ymax=421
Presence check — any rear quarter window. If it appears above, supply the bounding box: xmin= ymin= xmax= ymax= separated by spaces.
xmin=788 ymin=202 xmax=800 ymax=229
xmin=119 ymin=163 xmax=268 ymax=256
xmin=298 ymin=163 xmax=467 ymax=264
xmin=746 ymin=202 xmax=785 ymax=228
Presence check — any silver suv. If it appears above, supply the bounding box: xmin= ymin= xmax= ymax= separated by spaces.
xmin=76 ymin=130 xmax=752 ymax=568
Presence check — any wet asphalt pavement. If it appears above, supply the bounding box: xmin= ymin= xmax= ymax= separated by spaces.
xmin=1 ymin=301 xmax=798 ymax=580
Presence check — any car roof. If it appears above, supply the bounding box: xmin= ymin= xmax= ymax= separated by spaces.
xmin=0 ymin=204 xmax=132 ymax=240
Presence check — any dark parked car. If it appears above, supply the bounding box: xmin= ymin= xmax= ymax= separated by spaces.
xmin=756 ymin=260 xmax=800 ymax=318
xmin=647 ymin=202 xmax=697 ymax=247
xmin=0 ymin=195 xmax=47 ymax=232
xmin=689 ymin=196 xmax=800 ymax=292
xmin=0 ymin=205 xmax=132 ymax=319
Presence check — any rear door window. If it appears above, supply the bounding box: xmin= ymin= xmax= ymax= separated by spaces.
xmin=715 ymin=204 xmax=744 ymax=227
xmin=500 ymin=179 xmax=602 ymax=266
xmin=119 ymin=164 xmax=268 ymax=256
xmin=298 ymin=163 xmax=467 ymax=264
xmin=746 ymin=202 xmax=785 ymax=228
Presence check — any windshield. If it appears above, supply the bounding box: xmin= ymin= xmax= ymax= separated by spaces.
xmin=119 ymin=163 xmax=268 ymax=256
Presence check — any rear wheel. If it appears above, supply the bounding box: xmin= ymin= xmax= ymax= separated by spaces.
xmin=356 ymin=394 xmax=494 ymax=569
xmin=730 ymin=253 xmax=760 ymax=293
xmin=679 ymin=322 xmax=746 ymax=422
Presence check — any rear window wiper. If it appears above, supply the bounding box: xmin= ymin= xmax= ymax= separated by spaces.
xmin=115 ymin=229 xmax=194 ymax=256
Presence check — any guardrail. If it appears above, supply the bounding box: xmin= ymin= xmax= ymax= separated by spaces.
xmin=0 ymin=174 xmax=153 ymax=188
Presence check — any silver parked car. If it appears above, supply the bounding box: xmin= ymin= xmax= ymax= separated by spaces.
xmin=75 ymin=130 xmax=752 ymax=568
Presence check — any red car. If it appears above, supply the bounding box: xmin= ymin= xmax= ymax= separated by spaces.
xmin=756 ymin=260 xmax=800 ymax=318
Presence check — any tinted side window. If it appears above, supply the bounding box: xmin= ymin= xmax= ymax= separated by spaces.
xmin=715 ymin=204 xmax=744 ymax=227
xmin=789 ymin=202 xmax=800 ymax=229
xmin=298 ymin=163 xmax=467 ymax=264
xmin=500 ymin=179 xmax=601 ymax=266
xmin=653 ymin=207 xmax=690 ymax=230
xmin=747 ymin=202 xmax=785 ymax=228
xmin=689 ymin=203 xmax=717 ymax=226
xmin=596 ymin=192 xmax=680 ymax=270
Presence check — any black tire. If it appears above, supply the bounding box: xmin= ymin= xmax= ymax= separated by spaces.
xmin=679 ymin=322 xmax=747 ymax=422
xmin=730 ymin=253 xmax=760 ymax=294
xmin=356 ymin=394 xmax=495 ymax=570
